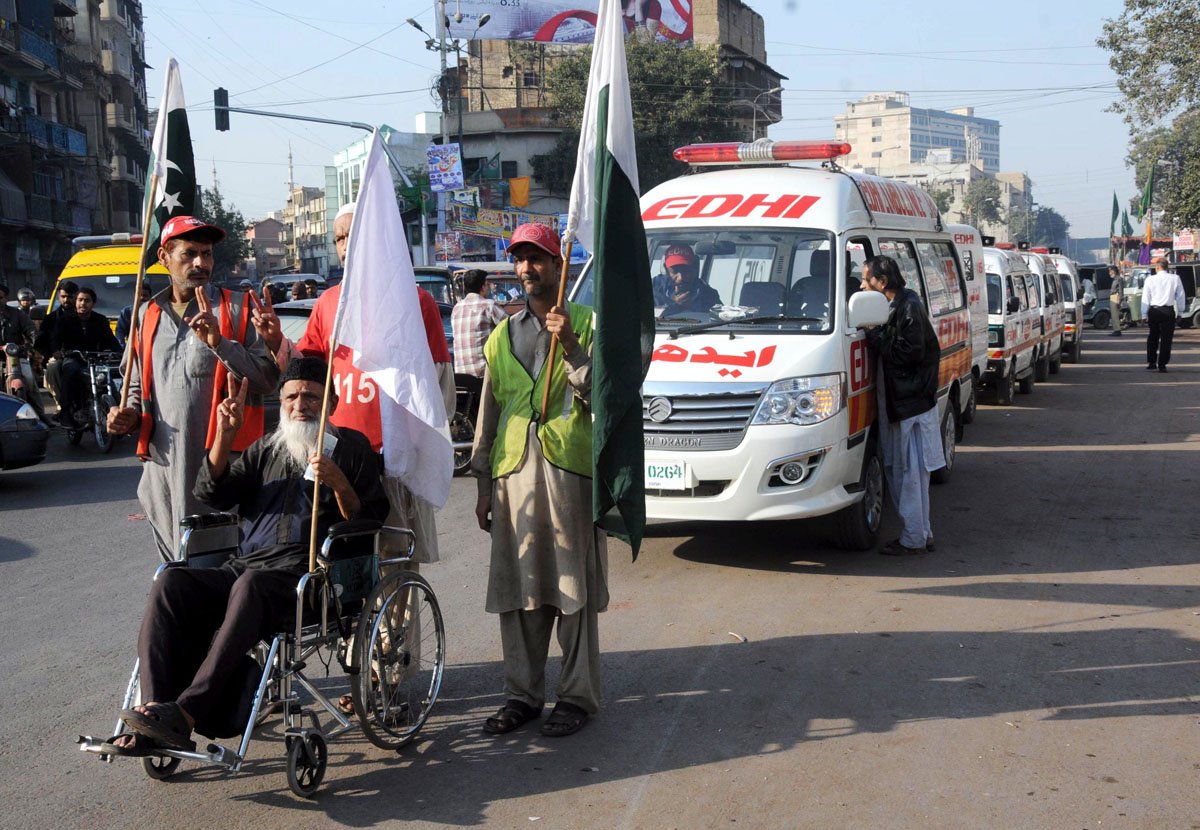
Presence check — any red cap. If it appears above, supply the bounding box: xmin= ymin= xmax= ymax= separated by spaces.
xmin=160 ymin=215 xmax=226 ymax=246
xmin=664 ymin=244 xmax=697 ymax=269
xmin=506 ymin=222 xmax=561 ymax=257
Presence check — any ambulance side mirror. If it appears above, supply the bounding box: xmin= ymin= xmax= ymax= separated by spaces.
xmin=847 ymin=291 xmax=890 ymax=329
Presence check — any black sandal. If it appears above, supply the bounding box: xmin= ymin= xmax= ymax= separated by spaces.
xmin=539 ymin=701 xmax=589 ymax=738
xmin=483 ymin=699 xmax=542 ymax=735
xmin=121 ymin=702 xmax=196 ymax=752
xmin=98 ymin=732 xmax=160 ymax=757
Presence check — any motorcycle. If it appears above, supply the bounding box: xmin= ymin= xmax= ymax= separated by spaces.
xmin=4 ymin=341 xmax=50 ymax=424
xmin=63 ymin=350 xmax=122 ymax=453
xmin=451 ymin=373 xmax=480 ymax=476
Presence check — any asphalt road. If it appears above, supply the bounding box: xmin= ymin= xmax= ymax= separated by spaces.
xmin=2 ymin=326 xmax=1198 ymax=829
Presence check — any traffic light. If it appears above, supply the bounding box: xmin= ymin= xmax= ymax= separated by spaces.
xmin=214 ymin=87 xmax=229 ymax=131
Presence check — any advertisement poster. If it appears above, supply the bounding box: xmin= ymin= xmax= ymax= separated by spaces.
xmin=427 ymin=143 xmax=464 ymax=192
xmin=450 ymin=203 xmax=560 ymax=240
xmin=1173 ymin=229 xmax=1196 ymax=252
xmin=446 ymin=0 xmax=692 ymax=43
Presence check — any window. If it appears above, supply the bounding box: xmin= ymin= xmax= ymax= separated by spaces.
xmin=501 ymin=160 xmax=518 ymax=179
xmin=986 ymin=273 xmax=1002 ymax=314
xmin=522 ymin=71 xmax=540 ymax=87
xmin=846 ymin=237 xmax=873 ymax=295
xmin=879 ymin=239 xmax=924 ymax=302
xmin=1042 ymin=273 xmax=1058 ymax=304
xmin=916 ymin=240 xmax=965 ymax=315
xmin=1008 ymin=275 xmax=1027 ymax=310
xmin=871 ymin=117 xmax=882 ymax=127
xmin=1024 ymin=274 xmax=1041 ymax=306
xmin=871 ymin=135 xmax=882 ymax=143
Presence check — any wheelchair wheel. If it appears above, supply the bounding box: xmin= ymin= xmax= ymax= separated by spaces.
xmin=285 ymin=732 xmax=327 ymax=798
xmin=351 ymin=570 xmax=445 ymax=750
xmin=141 ymin=754 xmax=181 ymax=780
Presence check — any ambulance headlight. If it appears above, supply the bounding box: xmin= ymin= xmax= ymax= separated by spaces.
xmin=752 ymin=374 xmax=844 ymax=426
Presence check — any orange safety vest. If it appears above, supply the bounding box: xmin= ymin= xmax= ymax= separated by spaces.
xmin=135 ymin=289 xmax=265 ymax=460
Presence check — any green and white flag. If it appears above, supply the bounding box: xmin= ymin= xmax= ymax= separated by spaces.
xmin=142 ymin=58 xmax=196 ymax=267
xmin=1110 ymin=192 xmax=1119 ymax=238
xmin=565 ymin=0 xmax=653 ymax=558
xmin=1135 ymin=165 xmax=1154 ymax=223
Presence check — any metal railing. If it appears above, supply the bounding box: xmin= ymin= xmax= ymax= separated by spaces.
xmin=16 ymin=26 xmax=58 ymax=69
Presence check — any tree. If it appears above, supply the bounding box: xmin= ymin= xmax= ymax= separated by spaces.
xmin=1006 ymin=205 xmax=1071 ymax=247
xmin=962 ymin=178 xmax=1003 ymax=228
xmin=925 ymin=187 xmax=953 ymax=214
xmin=1127 ymin=108 xmax=1200 ymax=232
xmin=1099 ymin=0 xmax=1200 ymax=129
xmin=531 ymin=40 xmax=745 ymax=195
xmin=195 ymin=187 xmax=251 ymax=280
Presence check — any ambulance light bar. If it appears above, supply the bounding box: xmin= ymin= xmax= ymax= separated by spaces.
xmin=72 ymin=233 xmax=145 ymax=251
xmin=674 ymin=140 xmax=852 ymax=166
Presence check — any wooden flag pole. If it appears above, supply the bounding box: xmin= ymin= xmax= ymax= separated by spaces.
xmin=307 ymin=345 xmax=339 ymax=574
xmin=119 ymin=171 xmax=160 ymax=410
xmin=539 ymin=240 xmax=575 ymax=422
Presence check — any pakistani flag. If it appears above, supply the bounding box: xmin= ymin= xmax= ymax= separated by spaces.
xmin=142 ymin=58 xmax=196 ymax=267
xmin=1110 ymin=192 xmax=1119 ymax=238
xmin=1135 ymin=165 xmax=1154 ymax=223
xmin=1121 ymin=209 xmax=1134 ymax=238
xmin=565 ymin=0 xmax=653 ymax=558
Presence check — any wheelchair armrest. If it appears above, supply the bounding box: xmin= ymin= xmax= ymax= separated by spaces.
xmin=179 ymin=512 xmax=239 ymax=530
xmin=326 ymin=518 xmax=383 ymax=540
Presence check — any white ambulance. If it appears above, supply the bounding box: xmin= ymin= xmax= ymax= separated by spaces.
xmin=1018 ymin=247 xmax=1066 ymax=380
xmin=981 ymin=240 xmax=1040 ymax=404
xmin=576 ymin=140 xmax=974 ymax=549
xmin=1042 ymin=247 xmax=1084 ymax=363
xmin=944 ymin=224 xmax=989 ymax=425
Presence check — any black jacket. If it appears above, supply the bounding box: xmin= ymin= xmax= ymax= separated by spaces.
xmin=869 ymin=287 xmax=940 ymax=422
xmin=51 ymin=312 xmax=122 ymax=355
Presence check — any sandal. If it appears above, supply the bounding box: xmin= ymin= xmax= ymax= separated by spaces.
xmin=539 ymin=701 xmax=589 ymax=738
xmin=98 ymin=732 xmax=160 ymax=757
xmin=121 ymin=702 xmax=196 ymax=752
xmin=483 ymin=699 xmax=542 ymax=735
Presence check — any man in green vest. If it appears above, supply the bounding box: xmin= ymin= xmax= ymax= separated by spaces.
xmin=471 ymin=222 xmax=608 ymax=739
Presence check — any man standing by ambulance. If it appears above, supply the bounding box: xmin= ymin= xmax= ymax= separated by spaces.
xmin=472 ymin=223 xmax=607 ymax=739
xmin=107 ymin=216 xmax=280 ymax=559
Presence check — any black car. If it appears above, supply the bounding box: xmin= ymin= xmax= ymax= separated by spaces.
xmin=0 ymin=390 xmax=50 ymax=470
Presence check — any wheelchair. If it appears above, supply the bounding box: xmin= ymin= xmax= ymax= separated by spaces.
xmin=78 ymin=512 xmax=446 ymax=797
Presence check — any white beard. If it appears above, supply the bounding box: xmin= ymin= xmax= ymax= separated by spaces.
xmin=270 ymin=413 xmax=321 ymax=470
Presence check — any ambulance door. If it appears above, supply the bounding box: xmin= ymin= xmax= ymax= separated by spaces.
xmin=843 ymin=235 xmax=878 ymax=445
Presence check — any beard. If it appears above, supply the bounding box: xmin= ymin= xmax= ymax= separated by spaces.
xmin=270 ymin=411 xmax=321 ymax=470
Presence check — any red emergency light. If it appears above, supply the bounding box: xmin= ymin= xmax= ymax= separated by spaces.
xmin=995 ymin=242 xmax=1016 ymax=250
xmin=674 ymin=140 xmax=852 ymax=166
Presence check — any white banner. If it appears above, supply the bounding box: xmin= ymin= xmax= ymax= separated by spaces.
xmin=446 ymin=0 xmax=692 ymax=43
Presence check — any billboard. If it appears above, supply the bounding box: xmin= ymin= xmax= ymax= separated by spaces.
xmin=427 ymin=143 xmax=464 ymax=192
xmin=446 ymin=0 xmax=692 ymax=43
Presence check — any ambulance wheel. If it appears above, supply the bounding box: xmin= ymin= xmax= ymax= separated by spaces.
xmin=1093 ymin=309 xmax=1110 ymax=329
xmin=995 ymin=367 xmax=1015 ymax=406
xmin=1069 ymin=339 xmax=1082 ymax=363
xmin=930 ymin=404 xmax=957 ymax=485
xmin=1018 ymin=368 xmax=1035 ymax=395
xmin=1034 ymin=349 xmax=1049 ymax=382
xmin=1049 ymin=348 xmax=1062 ymax=374
xmin=834 ymin=443 xmax=884 ymax=551
xmin=1192 ymin=310 xmax=1200 ymax=330
xmin=960 ymin=380 xmax=977 ymax=425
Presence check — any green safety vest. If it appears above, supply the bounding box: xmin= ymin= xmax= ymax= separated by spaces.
xmin=484 ymin=302 xmax=594 ymax=479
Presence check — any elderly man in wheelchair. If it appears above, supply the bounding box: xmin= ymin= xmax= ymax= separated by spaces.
xmin=79 ymin=357 xmax=446 ymax=797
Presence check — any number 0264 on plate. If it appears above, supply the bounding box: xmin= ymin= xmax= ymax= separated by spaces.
xmin=645 ymin=460 xmax=689 ymax=490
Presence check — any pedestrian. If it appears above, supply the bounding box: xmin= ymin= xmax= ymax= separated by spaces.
xmin=860 ymin=254 xmax=943 ymax=556
xmin=471 ymin=222 xmax=606 ymax=738
xmin=106 ymin=215 xmax=280 ymax=559
xmin=304 ymin=278 xmax=320 ymax=298
xmin=1107 ymin=265 xmax=1124 ymax=336
xmin=451 ymin=267 xmax=506 ymax=411
xmin=1142 ymin=256 xmax=1186 ymax=373
xmin=290 ymin=280 xmax=306 ymax=301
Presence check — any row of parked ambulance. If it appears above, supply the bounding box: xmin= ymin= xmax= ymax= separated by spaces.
xmin=574 ymin=138 xmax=1090 ymax=551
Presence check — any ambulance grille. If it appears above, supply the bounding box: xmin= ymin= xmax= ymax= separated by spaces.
xmin=642 ymin=389 xmax=764 ymax=452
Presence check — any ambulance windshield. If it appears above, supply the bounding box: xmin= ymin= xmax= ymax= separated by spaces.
xmin=643 ymin=229 xmax=837 ymax=333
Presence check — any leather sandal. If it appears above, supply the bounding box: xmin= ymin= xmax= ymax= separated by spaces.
xmin=121 ymin=702 xmax=196 ymax=752
xmin=539 ymin=701 xmax=589 ymax=738
xmin=483 ymin=699 xmax=542 ymax=735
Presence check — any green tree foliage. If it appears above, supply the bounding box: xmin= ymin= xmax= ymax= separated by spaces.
xmin=531 ymin=41 xmax=745 ymax=195
xmin=926 ymin=187 xmax=953 ymax=214
xmin=962 ymin=178 xmax=1003 ymax=228
xmin=1006 ymin=205 xmax=1071 ymax=248
xmin=1127 ymin=109 xmax=1200 ymax=231
xmin=1099 ymin=0 xmax=1200 ymax=128
xmin=195 ymin=187 xmax=251 ymax=280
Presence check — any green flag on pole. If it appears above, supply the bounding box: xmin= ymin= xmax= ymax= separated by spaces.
xmin=142 ymin=58 xmax=196 ymax=268
xmin=1135 ymin=165 xmax=1154 ymax=223
xmin=1120 ymin=209 xmax=1134 ymax=238
xmin=1110 ymin=192 xmax=1119 ymax=238
xmin=565 ymin=0 xmax=654 ymax=558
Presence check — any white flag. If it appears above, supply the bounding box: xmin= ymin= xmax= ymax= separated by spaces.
xmin=332 ymin=131 xmax=453 ymax=508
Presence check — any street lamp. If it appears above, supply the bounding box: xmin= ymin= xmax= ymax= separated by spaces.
xmin=750 ymin=86 xmax=781 ymax=140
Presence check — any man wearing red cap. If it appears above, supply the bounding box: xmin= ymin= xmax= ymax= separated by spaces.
xmin=651 ymin=243 xmax=720 ymax=317
xmin=108 ymin=216 xmax=280 ymax=559
xmin=471 ymin=222 xmax=607 ymax=739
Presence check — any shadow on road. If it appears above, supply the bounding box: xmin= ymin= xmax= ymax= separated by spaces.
xmin=0 ymin=536 xmax=36 ymax=563
xmin=195 ymin=622 xmax=1200 ymax=825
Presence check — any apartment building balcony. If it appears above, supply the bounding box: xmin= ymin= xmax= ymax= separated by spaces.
xmin=27 ymin=194 xmax=54 ymax=228
xmin=0 ymin=112 xmax=88 ymax=157
xmin=54 ymin=0 xmax=79 ymax=15
xmin=109 ymin=152 xmax=143 ymax=183
xmin=0 ymin=187 xmax=28 ymax=226
xmin=105 ymin=101 xmax=141 ymax=138
xmin=101 ymin=48 xmax=132 ymax=83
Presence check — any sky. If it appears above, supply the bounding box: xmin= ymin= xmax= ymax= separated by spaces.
xmin=143 ymin=0 xmax=1135 ymax=240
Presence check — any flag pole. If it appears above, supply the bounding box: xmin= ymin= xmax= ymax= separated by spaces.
xmin=539 ymin=240 xmax=575 ymax=422
xmin=119 ymin=171 xmax=160 ymax=410
xmin=307 ymin=343 xmax=338 ymax=574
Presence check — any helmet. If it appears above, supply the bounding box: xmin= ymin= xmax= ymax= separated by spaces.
xmin=17 ymin=287 xmax=35 ymax=301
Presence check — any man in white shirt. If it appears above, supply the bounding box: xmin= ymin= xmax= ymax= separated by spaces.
xmin=1142 ymin=257 xmax=1187 ymax=372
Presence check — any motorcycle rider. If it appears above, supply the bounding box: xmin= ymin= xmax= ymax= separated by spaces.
xmin=36 ymin=279 xmax=79 ymax=411
xmin=0 ymin=283 xmax=36 ymax=348
xmin=16 ymin=287 xmax=44 ymax=328
xmin=51 ymin=286 xmax=121 ymax=427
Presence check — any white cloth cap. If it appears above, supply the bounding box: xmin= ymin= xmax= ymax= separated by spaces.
xmin=335 ymin=201 xmax=357 ymax=221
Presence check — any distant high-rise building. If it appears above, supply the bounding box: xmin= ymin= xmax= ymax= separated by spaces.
xmin=834 ymin=92 xmax=1000 ymax=175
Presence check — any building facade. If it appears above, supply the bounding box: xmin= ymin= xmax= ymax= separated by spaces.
xmin=835 ymin=92 xmax=1000 ymax=176
xmin=244 ymin=216 xmax=287 ymax=280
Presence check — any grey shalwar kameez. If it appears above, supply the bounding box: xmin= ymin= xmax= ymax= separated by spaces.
xmin=875 ymin=357 xmax=944 ymax=549
xmin=471 ymin=307 xmax=608 ymax=715
xmin=123 ymin=286 xmax=279 ymax=559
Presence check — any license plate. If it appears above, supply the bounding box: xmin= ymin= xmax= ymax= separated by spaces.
xmin=645 ymin=460 xmax=690 ymax=490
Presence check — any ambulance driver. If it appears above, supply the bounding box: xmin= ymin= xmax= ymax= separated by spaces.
xmin=652 ymin=244 xmax=720 ymax=317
